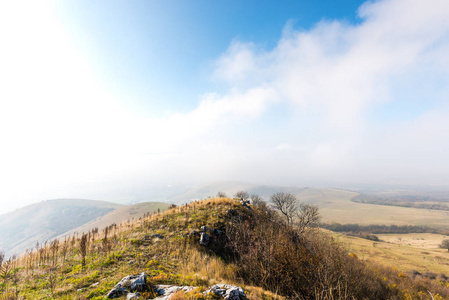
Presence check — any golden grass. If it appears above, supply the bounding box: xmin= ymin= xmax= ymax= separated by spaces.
xmin=338 ymin=232 xmax=449 ymax=274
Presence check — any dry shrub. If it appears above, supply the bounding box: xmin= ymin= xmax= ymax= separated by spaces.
xmin=179 ymin=247 xmax=236 ymax=284
xmin=225 ymin=205 xmax=392 ymax=299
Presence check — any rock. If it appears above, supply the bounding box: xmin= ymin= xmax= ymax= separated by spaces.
xmin=130 ymin=272 xmax=147 ymax=291
xmin=106 ymin=272 xmax=147 ymax=298
xmin=200 ymin=232 xmax=210 ymax=246
xmin=127 ymin=292 xmax=139 ymax=300
xmin=240 ymin=200 xmax=252 ymax=210
xmin=204 ymin=284 xmax=246 ymax=300
xmin=152 ymin=234 xmax=164 ymax=239
xmin=91 ymin=281 xmax=100 ymax=287
xmin=106 ymin=286 xmax=127 ymax=298
xmin=154 ymin=285 xmax=195 ymax=299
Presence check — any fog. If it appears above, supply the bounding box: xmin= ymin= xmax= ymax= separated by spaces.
xmin=1 ymin=0 xmax=449 ymax=214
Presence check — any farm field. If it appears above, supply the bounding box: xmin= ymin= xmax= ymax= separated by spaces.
xmin=339 ymin=232 xmax=449 ymax=274
xmin=298 ymin=188 xmax=449 ymax=229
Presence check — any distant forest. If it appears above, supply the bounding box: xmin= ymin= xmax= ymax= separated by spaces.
xmin=321 ymin=223 xmax=441 ymax=235
xmin=351 ymin=194 xmax=449 ymax=211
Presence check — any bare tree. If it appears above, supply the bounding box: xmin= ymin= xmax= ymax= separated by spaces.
xmin=50 ymin=239 xmax=59 ymax=267
xmin=295 ymin=203 xmax=320 ymax=233
xmin=234 ymin=190 xmax=249 ymax=200
xmin=250 ymin=194 xmax=265 ymax=207
xmin=80 ymin=233 xmax=88 ymax=269
xmin=217 ymin=191 xmax=227 ymax=198
xmin=270 ymin=192 xmax=297 ymax=225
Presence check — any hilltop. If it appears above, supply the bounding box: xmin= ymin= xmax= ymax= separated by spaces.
xmin=2 ymin=197 xmax=449 ymax=299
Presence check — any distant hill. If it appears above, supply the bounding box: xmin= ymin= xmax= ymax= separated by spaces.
xmin=0 ymin=199 xmax=122 ymax=256
xmin=168 ymin=182 xmax=449 ymax=230
xmin=56 ymin=201 xmax=171 ymax=239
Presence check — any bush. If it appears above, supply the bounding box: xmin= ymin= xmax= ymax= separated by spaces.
xmin=440 ymin=239 xmax=449 ymax=251
xmin=225 ymin=205 xmax=391 ymax=299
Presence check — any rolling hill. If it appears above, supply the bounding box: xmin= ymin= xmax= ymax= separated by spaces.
xmin=0 ymin=199 xmax=122 ymax=256
xmin=56 ymin=201 xmax=172 ymax=239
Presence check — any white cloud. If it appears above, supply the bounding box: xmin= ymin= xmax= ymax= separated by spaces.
xmin=1 ymin=0 xmax=449 ymax=213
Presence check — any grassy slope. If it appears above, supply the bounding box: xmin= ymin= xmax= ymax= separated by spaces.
xmin=7 ymin=198 xmax=281 ymax=300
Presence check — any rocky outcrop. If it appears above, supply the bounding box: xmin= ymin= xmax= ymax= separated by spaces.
xmin=153 ymin=284 xmax=246 ymax=299
xmin=204 ymin=284 xmax=247 ymax=300
xmin=153 ymin=285 xmax=196 ymax=299
xmin=107 ymin=273 xmax=247 ymax=299
xmin=200 ymin=232 xmax=210 ymax=246
xmin=126 ymin=293 xmax=139 ymax=300
xmin=106 ymin=272 xmax=147 ymax=299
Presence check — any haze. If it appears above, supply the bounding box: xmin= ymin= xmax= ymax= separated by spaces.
xmin=1 ymin=0 xmax=449 ymax=214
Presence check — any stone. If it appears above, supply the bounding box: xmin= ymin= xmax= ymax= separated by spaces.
xmin=154 ymin=285 xmax=195 ymax=299
xmin=152 ymin=234 xmax=164 ymax=239
xmin=204 ymin=284 xmax=246 ymax=300
xmin=127 ymin=292 xmax=139 ymax=300
xmin=130 ymin=272 xmax=147 ymax=291
xmin=106 ymin=272 xmax=147 ymax=298
xmin=200 ymin=232 xmax=210 ymax=246
xmin=106 ymin=286 xmax=127 ymax=299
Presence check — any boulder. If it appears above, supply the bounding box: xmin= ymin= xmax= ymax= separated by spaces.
xmin=106 ymin=286 xmax=127 ymax=299
xmin=106 ymin=272 xmax=147 ymax=298
xmin=127 ymin=292 xmax=139 ymax=300
xmin=154 ymin=285 xmax=195 ymax=299
xmin=204 ymin=284 xmax=246 ymax=300
xmin=200 ymin=232 xmax=210 ymax=246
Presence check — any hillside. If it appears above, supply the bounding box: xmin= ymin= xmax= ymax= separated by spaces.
xmin=2 ymin=197 xmax=449 ymax=299
xmin=56 ymin=202 xmax=172 ymax=239
xmin=0 ymin=199 xmax=122 ymax=256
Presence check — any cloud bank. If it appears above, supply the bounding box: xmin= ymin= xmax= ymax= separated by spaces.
xmin=1 ymin=0 xmax=449 ymax=212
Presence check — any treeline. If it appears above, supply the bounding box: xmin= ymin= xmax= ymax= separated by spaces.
xmin=321 ymin=223 xmax=440 ymax=234
xmin=352 ymin=194 xmax=449 ymax=211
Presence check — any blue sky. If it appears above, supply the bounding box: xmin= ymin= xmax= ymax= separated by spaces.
xmin=54 ymin=0 xmax=366 ymax=115
xmin=1 ymin=0 xmax=449 ymax=213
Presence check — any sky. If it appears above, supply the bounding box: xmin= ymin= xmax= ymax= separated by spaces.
xmin=1 ymin=0 xmax=449 ymax=214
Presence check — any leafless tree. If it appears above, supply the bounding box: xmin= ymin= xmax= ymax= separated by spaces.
xmin=270 ymin=192 xmax=297 ymax=225
xmin=217 ymin=191 xmax=227 ymax=198
xmin=80 ymin=233 xmax=88 ymax=268
xmin=50 ymin=239 xmax=59 ymax=267
xmin=234 ymin=190 xmax=249 ymax=200
xmin=250 ymin=194 xmax=265 ymax=208
xmin=60 ymin=238 xmax=69 ymax=266
xmin=295 ymin=203 xmax=320 ymax=233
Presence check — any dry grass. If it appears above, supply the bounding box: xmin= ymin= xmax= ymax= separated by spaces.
xmin=339 ymin=232 xmax=449 ymax=274
xmin=299 ymin=188 xmax=449 ymax=229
